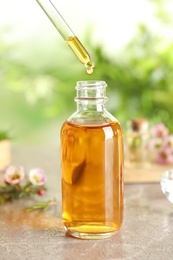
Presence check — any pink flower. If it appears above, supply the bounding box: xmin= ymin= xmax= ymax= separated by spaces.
xmin=156 ymin=147 xmax=173 ymax=165
xmin=163 ymin=135 xmax=173 ymax=149
xmin=29 ymin=168 xmax=46 ymax=186
xmin=148 ymin=137 xmax=163 ymax=151
xmin=37 ymin=189 xmax=45 ymax=196
xmin=4 ymin=165 xmax=25 ymax=185
xmin=151 ymin=123 xmax=169 ymax=138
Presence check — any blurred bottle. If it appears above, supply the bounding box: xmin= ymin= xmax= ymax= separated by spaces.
xmin=125 ymin=118 xmax=149 ymax=168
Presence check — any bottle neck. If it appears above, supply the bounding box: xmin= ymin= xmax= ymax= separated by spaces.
xmin=77 ymin=100 xmax=106 ymax=112
xmin=75 ymin=80 xmax=108 ymax=112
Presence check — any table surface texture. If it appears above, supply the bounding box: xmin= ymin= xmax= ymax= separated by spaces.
xmin=0 ymin=146 xmax=173 ymax=260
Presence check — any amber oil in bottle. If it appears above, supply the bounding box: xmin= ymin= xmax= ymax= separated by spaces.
xmin=61 ymin=80 xmax=124 ymax=239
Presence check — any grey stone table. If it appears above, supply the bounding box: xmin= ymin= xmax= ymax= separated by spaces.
xmin=0 ymin=146 xmax=173 ymax=260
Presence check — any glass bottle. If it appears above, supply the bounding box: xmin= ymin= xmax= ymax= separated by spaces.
xmin=60 ymin=80 xmax=124 ymax=239
xmin=125 ymin=118 xmax=149 ymax=168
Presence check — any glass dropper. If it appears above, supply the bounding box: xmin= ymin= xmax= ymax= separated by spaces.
xmin=36 ymin=0 xmax=95 ymax=74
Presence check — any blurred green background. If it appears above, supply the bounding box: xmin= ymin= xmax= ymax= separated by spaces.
xmin=1 ymin=0 xmax=173 ymax=145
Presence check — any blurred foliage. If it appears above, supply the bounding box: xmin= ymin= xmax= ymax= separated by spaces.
xmin=1 ymin=0 xmax=173 ymax=143
xmin=89 ymin=23 xmax=173 ymax=132
xmin=0 ymin=130 xmax=11 ymax=141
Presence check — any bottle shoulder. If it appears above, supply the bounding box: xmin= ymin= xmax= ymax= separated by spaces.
xmin=66 ymin=109 xmax=120 ymax=127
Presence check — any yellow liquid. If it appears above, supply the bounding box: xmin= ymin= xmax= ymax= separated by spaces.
xmin=61 ymin=121 xmax=124 ymax=239
xmin=65 ymin=36 xmax=95 ymax=75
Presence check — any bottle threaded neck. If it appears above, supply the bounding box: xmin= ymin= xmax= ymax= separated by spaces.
xmin=75 ymin=80 xmax=108 ymax=103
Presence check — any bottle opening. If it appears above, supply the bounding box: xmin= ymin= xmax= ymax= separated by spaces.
xmin=76 ymin=80 xmax=107 ymax=89
xmin=75 ymin=80 xmax=107 ymax=102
